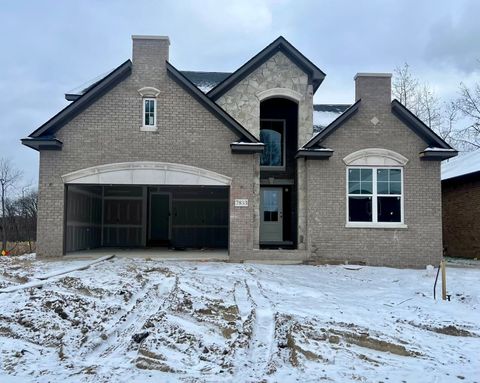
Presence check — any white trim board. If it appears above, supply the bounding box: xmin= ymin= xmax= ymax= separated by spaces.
xmin=62 ymin=162 xmax=232 ymax=186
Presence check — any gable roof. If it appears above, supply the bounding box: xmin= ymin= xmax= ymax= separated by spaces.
xmin=304 ymin=99 xmax=457 ymax=161
xmin=65 ymin=70 xmax=232 ymax=99
xmin=166 ymin=62 xmax=260 ymax=143
xmin=304 ymin=100 xmax=361 ymax=148
xmin=442 ymin=150 xmax=480 ymax=181
xmin=180 ymin=71 xmax=231 ymax=93
xmin=65 ymin=67 xmax=118 ymax=101
xmin=23 ymin=59 xmax=260 ymax=149
xmin=391 ymin=99 xmax=454 ymax=150
xmin=313 ymin=104 xmax=351 ymax=114
xmin=313 ymin=104 xmax=351 ymax=133
xmin=26 ymin=59 xmax=132 ymax=139
xmin=207 ymin=36 xmax=326 ymax=100
xmin=64 ymin=64 xmax=349 ymax=138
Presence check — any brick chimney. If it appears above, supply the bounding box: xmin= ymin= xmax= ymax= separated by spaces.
xmin=354 ymin=73 xmax=392 ymax=108
xmin=132 ymin=35 xmax=170 ymax=83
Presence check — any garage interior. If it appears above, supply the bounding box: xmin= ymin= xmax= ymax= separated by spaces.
xmin=65 ymin=185 xmax=229 ymax=253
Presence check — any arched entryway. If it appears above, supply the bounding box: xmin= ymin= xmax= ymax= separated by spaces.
xmin=258 ymin=97 xmax=298 ymax=248
xmin=63 ymin=162 xmax=231 ymax=253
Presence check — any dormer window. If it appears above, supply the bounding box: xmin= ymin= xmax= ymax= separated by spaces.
xmin=144 ymin=98 xmax=156 ymax=127
xmin=138 ymin=87 xmax=161 ymax=132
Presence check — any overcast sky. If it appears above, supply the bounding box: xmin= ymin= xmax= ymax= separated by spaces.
xmin=1 ymin=0 xmax=479 ymax=185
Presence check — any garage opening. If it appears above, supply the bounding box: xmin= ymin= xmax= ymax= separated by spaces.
xmin=65 ymin=185 xmax=229 ymax=253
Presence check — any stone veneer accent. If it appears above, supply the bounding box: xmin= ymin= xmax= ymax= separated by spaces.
xmin=216 ymin=51 xmax=313 ymax=145
xmin=216 ymin=51 xmax=313 ymax=250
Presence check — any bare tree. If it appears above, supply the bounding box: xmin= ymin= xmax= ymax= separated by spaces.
xmin=393 ymin=64 xmax=448 ymax=140
xmin=392 ymin=63 xmax=480 ymax=150
xmin=414 ymin=83 xmax=444 ymax=135
xmin=454 ymin=81 xmax=480 ymax=149
xmin=16 ymin=189 xmax=38 ymax=252
xmin=393 ymin=63 xmax=419 ymax=109
xmin=439 ymin=102 xmax=459 ymax=144
xmin=0 ymin=158 xmax=23 ymax=251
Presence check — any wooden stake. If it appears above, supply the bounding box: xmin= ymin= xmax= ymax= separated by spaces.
xmin=441 ymin=260 xmax=447 ymax=301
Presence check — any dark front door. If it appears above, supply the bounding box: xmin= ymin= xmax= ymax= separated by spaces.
xmin=149 ymin=193 xmax=170 ymax=244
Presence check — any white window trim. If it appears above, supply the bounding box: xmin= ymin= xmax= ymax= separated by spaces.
xmin=343 ymin=148 xmax=408 ymax=166
xmin=345 ymin=166 xmax=407 ymax=229
xmin=141 ymin=98 xmax=157 ymax=131
xmin=260 ymin=118 xmax=286 ymax=171
xmin=138 ymin=86 xmax=161 ymax=98
xmin=256 ymin=88 xmax=303 ymax=103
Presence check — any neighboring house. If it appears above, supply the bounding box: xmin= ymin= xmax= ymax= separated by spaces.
xmin=441 ymin=151 xmax=480 ymax=259
xmin=22 ymin=35 xmax=457 ymax=267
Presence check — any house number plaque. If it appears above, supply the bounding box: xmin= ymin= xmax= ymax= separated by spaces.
xmin=234 ymin=199 xmax=248 ymax=207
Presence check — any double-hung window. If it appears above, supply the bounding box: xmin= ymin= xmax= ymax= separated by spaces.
xmin=143 ymin=98 xmax=156 ymax=128
xmin=138 ymin=87 xmax=160 ymax=132
xmin=347 ymin=167 xmax=403 ymax=226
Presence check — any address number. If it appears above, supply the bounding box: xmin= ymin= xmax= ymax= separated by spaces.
xmin=234 ymin=199 xmax=248 ymax=207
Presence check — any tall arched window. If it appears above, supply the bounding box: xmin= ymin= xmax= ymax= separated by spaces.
xmin=260 ymin=120 xmax=285 ymax=168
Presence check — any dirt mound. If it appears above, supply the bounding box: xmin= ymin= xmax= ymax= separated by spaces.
xmin=402 ymin=320 xmax=478 ymax=337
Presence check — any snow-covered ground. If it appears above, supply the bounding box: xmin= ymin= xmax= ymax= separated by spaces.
xmin=0 ymin=255 xmax=479 ymax=382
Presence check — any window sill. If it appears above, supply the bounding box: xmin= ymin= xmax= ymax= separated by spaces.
xmin=260 ymin=166 xmax=286 ymax=171
xmin=140 ymin=125 xmax=158 ymax=132
xmin=345 ymin=223 xmax=408 ymax=229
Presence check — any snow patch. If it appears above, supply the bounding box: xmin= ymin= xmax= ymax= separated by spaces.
xmin=441 ymin=150 xmax=480 ymax=180
xmin=313 ymin=110 xmax=343 ymax=128
xmin=0 ymin=257 xmax=478 ymax=382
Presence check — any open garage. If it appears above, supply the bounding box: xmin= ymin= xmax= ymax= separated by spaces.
xmin=65 ymin=185 xmax=229 ymax=252
xmin=61 ymin=162 xmax=231 ymax=254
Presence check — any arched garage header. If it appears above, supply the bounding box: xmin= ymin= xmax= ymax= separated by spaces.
xmin=61 ymin=162 xmax=232 ymax=186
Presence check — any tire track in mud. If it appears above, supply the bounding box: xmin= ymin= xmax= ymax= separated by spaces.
xmin=234 ymin=266 xmax=276 ymax=381
xmin=233 ymin=279 xmax=252 ymax=321
xmin=81 ymin=273 xmax=178 ymax=365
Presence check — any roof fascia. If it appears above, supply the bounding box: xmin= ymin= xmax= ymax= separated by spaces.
xmin=391 ymin=99 xmax=454 ymax=150
xmin=420 ymin=149 xmax=458 ymax=161
xmin=442 ymin=169 xmax=480 ymax=184
xmin=21 ymin=137 xmax=63 ymax=151
xmin=207 ymin=36 xmax=325 ymax=100
xmin=295 ymin=148 xmax=333 ymax=159
xmin=230 ymin=142 xmax=265 ymax=153
xmin=304 ymin=99 xmax=361 ymax=148
xmin=30 ymin=60 xmax=132 ymax=138
xmin=65 ymin=94 xmax=81 ymax=101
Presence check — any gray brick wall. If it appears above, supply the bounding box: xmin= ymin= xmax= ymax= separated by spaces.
xmin=37 ymin=37 xmax=256 ymax=257
xmin=306 ymin=76 xmax=443 ymax=268
xmin=35 ymin=38 xmax=444 ymax=268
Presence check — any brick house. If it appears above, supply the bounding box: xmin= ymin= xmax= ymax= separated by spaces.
xmin=22 ymin=36 xmax=457 ymax=267
xmin=441 ymin=151 xmax=480 ymax=259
